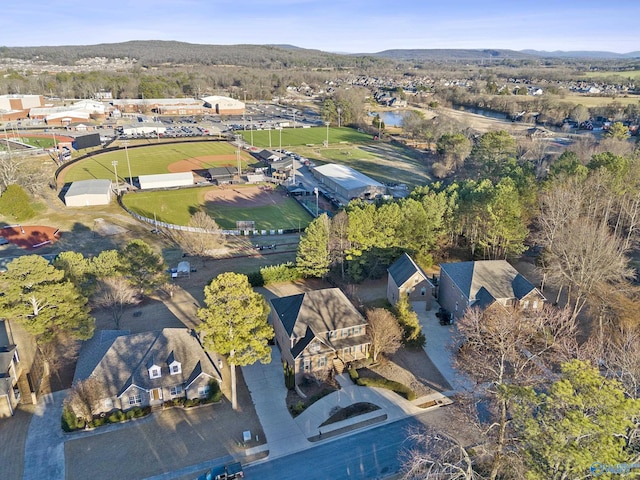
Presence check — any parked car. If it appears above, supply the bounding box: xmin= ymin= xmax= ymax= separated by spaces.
xmin=197 ymin=462 xmax=243 ymax=480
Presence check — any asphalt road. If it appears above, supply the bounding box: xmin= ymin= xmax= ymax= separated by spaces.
xmin=244 ymin=414 xmax=428 ymax=480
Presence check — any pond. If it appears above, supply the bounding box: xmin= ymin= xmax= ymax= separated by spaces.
xmin=370 ymin=111 xmax=405 ymax=127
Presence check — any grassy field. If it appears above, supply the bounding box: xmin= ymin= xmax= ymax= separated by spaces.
xmin=121 ymin=185 xmax=312 ymax=230
xmin=8 ymin=136 xmax=57 ymax=149
xmin=583 ymin=70 xmax=640 ymax=81
xmin=560 ymin=94 xmax=640 ymax=108
xmin=59 ymin=141 xmax=254 ymax=184
xmin=239 ymin=126 xmax=374 ymax=148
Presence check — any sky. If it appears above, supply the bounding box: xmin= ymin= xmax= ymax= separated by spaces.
xmin=4 ymin=0 xmax=638 ymax=54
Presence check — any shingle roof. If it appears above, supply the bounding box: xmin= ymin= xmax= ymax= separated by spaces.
xmin=74 ymin=328 xmax=220 ymax=398
xmin=270 ymin=288 xmax=366 ymax=340
xmin=388 ymin=253 xmax=431 ymax=287
xmin=440 ymin=260 xmax=538 ymax=304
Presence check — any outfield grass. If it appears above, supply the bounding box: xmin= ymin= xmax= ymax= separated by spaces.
xmin=121 ymin=185 xmax=312 ymax=230
xmin=239 ymin=126 xmax=374 ymax=148
xmin=59 ymin=141 xmax=254 ymax=184
xmin=11 ymin=136 xmax=57 ymax=148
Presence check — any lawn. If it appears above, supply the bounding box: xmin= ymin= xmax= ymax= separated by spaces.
xmin=560 ymin=94 xmax=640 ymax=108
xmin=239 ymin=126 xmax=374 ymax=149
xmin=59 ymin=141 xmax=254 ymax=184
xmin=9 ymin=136 xmax=57 ymax=149
xmin=121 ymin=185 xmax=312 ymax=230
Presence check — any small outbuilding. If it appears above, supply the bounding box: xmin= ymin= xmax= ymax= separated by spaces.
xmin=138 ymin=172 xmax=194 ymax=190
xmin=64 ymin=179 xmax=112 ymax=207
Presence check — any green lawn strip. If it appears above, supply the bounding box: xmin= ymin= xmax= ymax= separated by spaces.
xmin=61 ymin=141 xmax=253 ymax=182
xmin=11 ymin=136 xmax=57 ymax=148
xmin=122 ymin=185 xmax=312 ymax=230
xmin=240 ymin=126 xmax=374 ymax=148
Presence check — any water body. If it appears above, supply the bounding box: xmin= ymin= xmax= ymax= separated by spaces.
xmin=453 ymin=105 xmax=509 ymax=121
xmin=370 ymin=111 xmax=405 ymax=127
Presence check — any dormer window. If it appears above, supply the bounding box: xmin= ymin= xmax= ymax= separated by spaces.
xmin=149 ymin=366 xmax=161 ymax=379
xmin=167 ymin=351 xmax=181 ymax=375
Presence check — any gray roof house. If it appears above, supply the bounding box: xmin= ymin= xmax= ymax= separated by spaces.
xmin=387 ymin=253 xmax=435 ymax=309
xmin=73 ymin=328 xmax=221 ymax=413
xmin=270 ymin=288 xmax=370 ymax=379
xmin=438 ymin=260 xmax=545 ymax=320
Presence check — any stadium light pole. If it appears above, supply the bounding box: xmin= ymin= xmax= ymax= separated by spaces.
xmin=314 ymin=187 xmax=319 ymax=217
xmin=337 ymin=107 xmax=341 ymax=128
xmin=123 ymin=142 xmax=132 ymax=187
xmin=268 ymin=127 xmax=272 ymax=149
xmin=325 ymin=121 xmax=330 ymax=147
xmin=279 ymin=127 xmax=282 ymax=153
xmin=235 ymin=134 xmax=242 ymax=177
xmin=249 ymin=117 xmax=253 ymax=147
xmin=111 ymin=160 xmax=119 ymax=192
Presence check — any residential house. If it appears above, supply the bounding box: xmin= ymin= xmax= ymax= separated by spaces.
xmin=438 ymin=260 xmax=545 ymax=320
xmin=270 ymin=288 xmax=370 ymax=380
xmin=73 ymin=328 xmax=221 ymax=414
xmin=387 ymin=253 xmax=434 ymax=310
xmin=0 ymin=320 xmax=44 ymax=418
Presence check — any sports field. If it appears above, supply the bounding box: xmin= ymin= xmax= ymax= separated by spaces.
xmin=239 ymin=126 xmax=374 ymax=148
xmin=121 ymin=184 xmax=312 ymax=230
xmin=58 ymin=141 xmax=255 ymax=185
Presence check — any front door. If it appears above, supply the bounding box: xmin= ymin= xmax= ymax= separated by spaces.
xmin=151 ymin=388 xmax=161 ymax=402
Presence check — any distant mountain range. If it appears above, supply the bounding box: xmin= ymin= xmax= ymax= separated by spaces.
xmin=0 ymin=41 xmax=638 ymax=67
xmin=521 ymin=50 xmax=640 ymax=59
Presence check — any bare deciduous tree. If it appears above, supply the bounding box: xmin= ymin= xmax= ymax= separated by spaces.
xmin=366 ymin=308 xmax=403 ymax=362
xmin=401 ymin=427 xmax=481 ymax=480
xmin=454 ymin=305 xmax=577 ymax=480
xmin=92 ymin=277 xmax=138 ymax=329
xmin=170 ymin=211 xmax=224 ymax=263
xmin=66 ymin=377 xmax=104 ymax=422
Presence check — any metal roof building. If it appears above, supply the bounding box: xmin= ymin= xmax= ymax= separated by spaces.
xmin=64 ymin=179 xmax=112 ymax=207
xmin=311 ymin=163 xmax=386 ymax=200
xmin=138 ymin=172 xmax=194 ymax=190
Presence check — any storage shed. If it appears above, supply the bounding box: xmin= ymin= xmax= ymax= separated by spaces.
xmin=138 ymin=172 xmax=194 ymax=190
xmin=64 ymin=179 xmax=112 ymax=207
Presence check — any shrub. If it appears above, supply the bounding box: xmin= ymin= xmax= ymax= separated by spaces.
xmin=61 ymin=405 xmax=78 ymax=432
xmin=88 ymin=416 xmax=106 ymax=428
xmin=260 ymin=262 xmax=303 ymax=285
xmin=348 ymin=368 xmax=359 ymax=382
xmin=107 ymin=410 xmax=126 ymax=424
xmin=289 ymin=401 xmax=305 ymax=416
xmin=247 ymin=271 xmax=264 ymax=287
xmin=355 ymin=377 xmax=416 ymax=401
xmin=284 ymin=362 xmax=296 ymax=390
xmin=0 ymin=184 xmax=35 ymax=221
xmin=125 ymin=409 xmax=137 ymax=419
xmin=207 ymin=380 xmax=222 ymax=402
xmin=184 ymin=398 xmax=201 ymax=408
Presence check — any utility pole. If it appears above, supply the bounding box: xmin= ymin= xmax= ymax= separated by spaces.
xmin=268 ymin=127 xmax=272 ymax=149
xmin=314 ymin=187 xmax=319 ymax=217
xmin=235 ymin=134 xmax=242 ymax=178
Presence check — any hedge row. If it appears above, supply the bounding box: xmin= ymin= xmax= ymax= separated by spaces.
xmin=62 ymin=405 xmax=150 ymax=432
xmin=248 ymin=262 xmax=304 ymax=287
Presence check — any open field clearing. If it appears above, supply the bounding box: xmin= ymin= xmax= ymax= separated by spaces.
xmin=583 ymin=69 xmax=640 ymax=81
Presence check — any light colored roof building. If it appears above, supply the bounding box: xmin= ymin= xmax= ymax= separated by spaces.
xmin=64 ymin=179 xmax=112 ymax=207
xmin=138 ymin=172 xmax=193 ymax=190
xmin=312 ymin=163 xmax=386 ymax=200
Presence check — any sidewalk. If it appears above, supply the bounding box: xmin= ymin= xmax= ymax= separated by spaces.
xmin=241 ymin=348 xmax=452 ymax=462
xmin=23 ymin=390 xmax=67 ymax=480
